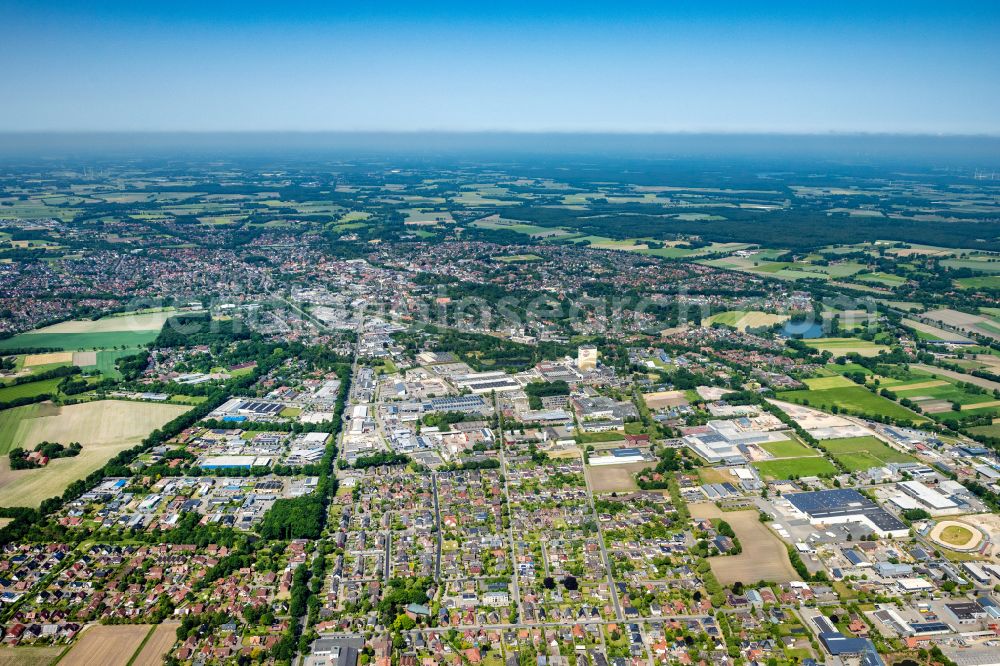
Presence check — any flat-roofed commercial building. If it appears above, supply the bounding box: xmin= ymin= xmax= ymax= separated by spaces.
xmin=785 ymin=488 xmax=908 ymax=538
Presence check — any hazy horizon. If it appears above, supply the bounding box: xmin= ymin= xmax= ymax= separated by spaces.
xmin=1 ymin=132 xmax=999 ymax=166
xmin=2 ymin=1 xmax=999 ymax=135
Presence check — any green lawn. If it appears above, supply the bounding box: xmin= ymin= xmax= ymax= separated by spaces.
xmin=753 ymin=457 xmax=838 ymax=480
xmin=779 ymin=385 xmax=926 ymax=422
xmin=169 ymin=394 xmax=209 ymax=405
xmin=760 ymin=437 xmax=818 ymax=458
xmin=821 ymin=436 xmax=916 ymax=472
xmin=578 ymin=431 xmax=627 ymax=444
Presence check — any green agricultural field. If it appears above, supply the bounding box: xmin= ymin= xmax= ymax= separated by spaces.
xmin=77 ymin=349 xmax=140 ymax=378
xmin=804 ymin=338 xmax=890 ymax=357
xmin=826 ymin=362 xmax=872 ymax=376
xmin=803 ymin=375 xmax=856 ymax=390
xmin=471 ymin=217 xmax=573 ymax=238
xmin=338 ymin=211 xmax=371 ymax=223
xmin=706 ymin=311 xmax=743 ymax=326
xmin=0 ymin=400 xmax=190 ymax=507
xmin=935 ymin=404 xmax=1000 ymax=425
xmin=753 ymin=457 xmax=838 ymax=480
xmin=0 ymin=310 xmax=170 ymax=352
xmin=0 ymin=377 xmax=62 ymax=403
xmin=968 ymin=424 xmax=1000 ymax=438
xmin=779 ymin=385 xmax=926 ymax=422
xmin=941 ymin=257 xmax=1000 ymax=273
xmin=0 ymin=403 xmax=41 ymax=453
xmin=857 ymin=272 xmax=906 ymax=287
xmin=956 ymin=275 xmax=1000 ymax=290
xmin=0 ymin=331 xmax=157 ymax=351
xmin=821 ymin=436 xmax=916 ymax=472
xmin=894 ymin=380 xmax=992 ymax=405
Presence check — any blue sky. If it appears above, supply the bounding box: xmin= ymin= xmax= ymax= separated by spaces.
xmin=2 ymin=1 xmax=998 ymax=134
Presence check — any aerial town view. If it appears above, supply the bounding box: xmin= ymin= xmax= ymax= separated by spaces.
xmin=1 ymin=2 xmax=999 ymax=666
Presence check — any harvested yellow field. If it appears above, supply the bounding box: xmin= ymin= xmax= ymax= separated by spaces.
xmin=962 ymin=399 xmax=1000 ymax=411
xmin=61 ymin=624 xmax=151 ymax=666
xmin=0 ymin=400 xmax=189 ymax=507
xmin=894 ymin=380 xmax=947 ymax=391
xmin=643 ymin=390 xmax=689 ymax=409
xmin=0 ymin=645 xmax=63 ymax=666
xmin=734 ymin=311 xmax=789 ymax=330
xmin=71 ymin=351 xmax=97 ymax=366
xmin=131 ymin=622 xmax=180 ymax=666
xmin=690 ymin=504 xmax=798 ymax=584
xmin=697 ymin=467 xmax=735 ymax=485
xmin=586 ymin=461 xmax=648 ymax=493
xmin=813 ymin=344 xmax=888 ymax=357
xmin=23 ymin=352 xmax=73 ymax=367
xmin=705 ymin=310 xmax=788 ymax=332
xmin=32 ymin=311 xmax=173 ymax=334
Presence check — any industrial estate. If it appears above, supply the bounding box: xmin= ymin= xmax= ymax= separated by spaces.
xmin=0 ymin=150 xmax=998 ymax=666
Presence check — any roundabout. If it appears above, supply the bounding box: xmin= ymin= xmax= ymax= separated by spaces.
xmin=929 ymin=520 xmax=984 ymax=552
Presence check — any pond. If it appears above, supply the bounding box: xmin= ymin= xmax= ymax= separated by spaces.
xmin=780 ymin=320 xmax=823 ymax=338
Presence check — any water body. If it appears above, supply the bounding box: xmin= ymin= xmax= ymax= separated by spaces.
xmin=781 ymin=320 xmax=823 ymax=338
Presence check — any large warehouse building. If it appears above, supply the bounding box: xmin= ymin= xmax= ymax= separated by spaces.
xmin=785 ymin=488 xmax=909 ymax=538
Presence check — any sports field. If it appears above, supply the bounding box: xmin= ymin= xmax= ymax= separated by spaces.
xmin=753 ymin=457 xmax=838 ymax=480
xmin=0 ymin=400 xmax=188 ymax=507
xmin=821 ymin=436 xmax=917 ymax=472
xmin=759 ymin=436 xmax=819 ymax=458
